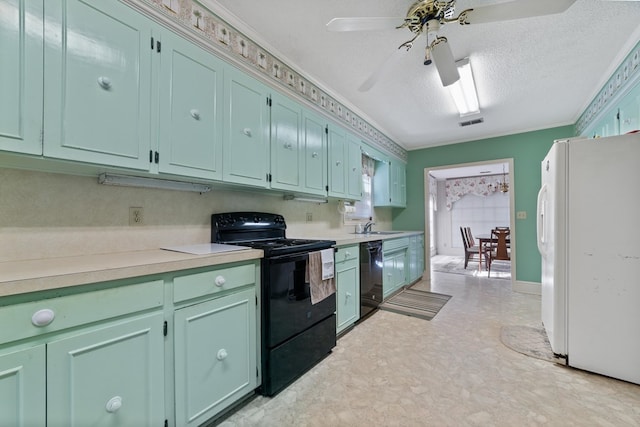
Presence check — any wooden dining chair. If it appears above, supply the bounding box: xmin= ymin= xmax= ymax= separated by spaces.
xmin=460 ymin=227 xmax=486 ymax=269
xmin=487 ymin=228 xmax=510 ymax=276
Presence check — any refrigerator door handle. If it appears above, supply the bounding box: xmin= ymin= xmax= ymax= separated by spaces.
xmin=536 ymin=184 xmax=547 ymax=258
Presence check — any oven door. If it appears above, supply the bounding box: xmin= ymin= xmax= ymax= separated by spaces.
xmin=262 ymin=252 xmax=336 ymax=349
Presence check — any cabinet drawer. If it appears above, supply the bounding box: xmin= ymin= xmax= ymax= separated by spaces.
xmin=383 ymin=237 xmax=409 ymax=252
xmin=0 ymin=280 xmax=163 ymax=346
xmin=173 ymin=262 xmax=257 ymax=303
xmin=335 ymin=245 xmax=358 ymax=263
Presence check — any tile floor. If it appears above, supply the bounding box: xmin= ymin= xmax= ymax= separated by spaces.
xmin=219 ymin=271 xmax=640 ymax=426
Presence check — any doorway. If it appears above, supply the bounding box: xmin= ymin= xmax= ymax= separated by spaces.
xmin=423 ymin=159 xmax=516 ymax=286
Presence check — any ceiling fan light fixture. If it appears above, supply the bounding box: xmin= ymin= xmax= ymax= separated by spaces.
xmin=430 ymin=37 xmax=459 ymax=86
xmin=448 ymin=58 xmax=480 ymax=117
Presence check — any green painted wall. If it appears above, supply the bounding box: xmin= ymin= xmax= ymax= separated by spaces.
xmin=392 ymin=125 xmax=574 ymax=283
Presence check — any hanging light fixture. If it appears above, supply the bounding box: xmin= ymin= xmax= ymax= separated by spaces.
xmin=497 ymin=165 xmax=509 ymax=193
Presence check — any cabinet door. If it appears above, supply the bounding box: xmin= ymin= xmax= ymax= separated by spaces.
xmin=619 ymin=87 xmax=640 ymax=134
xmin=0 ymin=346 xmax=46 ymax=427
xmin=346 ymin=133 xmax=363 ymax=200
xmin=383 ymin=255 xmax=396 ymax=299
xmin=336 ymin=258 xmax=359 ymax=334
xmin=270 ymin=93 xmax=302 ymax=191
xmin=43 ymin=0 xmax=153 ymax=170
xmin=0 ymin=0 xmax=43 ymax=155
xmin=328 ymin=125 xmax=346 ymax=197
xmin=47 ymin=312 xmax=164 ymax=427
xmin=158 ymin=31 xmax=224 ymax=180
xmin=223 ymin=69 xmax=270 ymax=187
xmin=302 ymin=111 xmax=328 ymax=196
xmin=174 ymin=288 xmax=257 ymax=427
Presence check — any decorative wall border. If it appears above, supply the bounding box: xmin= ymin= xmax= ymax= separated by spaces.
xmin=575 ymin=40 xmax=640 ymax=135
xmin=140 ymin=0 xmax=408 ymax=161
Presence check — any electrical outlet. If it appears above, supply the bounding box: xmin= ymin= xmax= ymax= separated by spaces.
xmin=516 ymin=211 xmax=527 ymax=220
xmin=306 ymin=212 xmax=312 ymax=222
xmin=129 ymin=207 xmax=144 ymax=226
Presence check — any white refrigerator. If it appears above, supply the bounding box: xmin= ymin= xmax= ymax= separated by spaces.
xmin=537 ymin=133 xmax=640 ymax=385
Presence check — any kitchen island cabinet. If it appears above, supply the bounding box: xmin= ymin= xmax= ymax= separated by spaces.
xmin=335 ymin=244 xmax=360 ymax=335
xmin=0 ymin=0 xmax=43 ymax=155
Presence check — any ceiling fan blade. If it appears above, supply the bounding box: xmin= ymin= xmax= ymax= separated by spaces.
xmin=431 ymin=39 xmax=460 ymax=87
xmin=326 ymin=17 xmax=403 ymax=32
xmin=461 ymin=0 xmax=577 ymax=25
xmin=358 ymin=44 xmax=411 ymax=92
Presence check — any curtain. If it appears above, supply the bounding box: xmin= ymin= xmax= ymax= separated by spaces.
xmin=362 ymin=155 xmax=375 ymax=177
xmin=445 ymin=175 xmax=508 ymax=210
xmin=428 ymin=174 xmax=438 ymax=211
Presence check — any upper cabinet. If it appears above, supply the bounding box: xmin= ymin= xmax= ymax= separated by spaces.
xmin=270 ymin=92 xmax=303 ymax=192
xmin=43 ymin=0 xmax=154 ymax=170
xmin=328 ymin=124 xmax=361 ymax=200
xmin=157 ymin=31 xmax=225 ymax=180
xmin=0 ymin=0 xmax=43 ymax=155
xmin=301 ymin=111 xmax=328 ymax=196
xmin=374 ymin=158 xmax=406 ymax=208
xmin=222 ymin=68 xmax=270 ymax=187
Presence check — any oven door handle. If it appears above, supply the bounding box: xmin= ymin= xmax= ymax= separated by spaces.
xmin=266 ymin=253 xmax=309 ymax=264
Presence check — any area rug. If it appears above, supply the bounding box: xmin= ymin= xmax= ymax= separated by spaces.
xmin=431 ymin=255 xmax=511 ymax=280
xmin=379 ymin=288 xmax=452 ymax=321
xmin=500 ymin=325 xmax=565 ymax=364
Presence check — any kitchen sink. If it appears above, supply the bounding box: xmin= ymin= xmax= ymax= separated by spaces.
xmin=351 ymin=231 xmax=403 ymax=235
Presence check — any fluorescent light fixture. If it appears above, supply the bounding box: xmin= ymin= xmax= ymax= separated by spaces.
xmin=283 ymin=194 xmax=328 ymax=204
xmin=448 ymin=58 xmax=480 ymax=117
xmin=98 ymin=173 xmax=211 ymax=193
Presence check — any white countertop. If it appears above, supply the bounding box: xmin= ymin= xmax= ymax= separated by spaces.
xmin=0 ymin=231 xmax=423 ymax=298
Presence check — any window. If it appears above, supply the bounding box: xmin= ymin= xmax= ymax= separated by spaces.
xmin=344 ymin=155 xmax=374 ymax=224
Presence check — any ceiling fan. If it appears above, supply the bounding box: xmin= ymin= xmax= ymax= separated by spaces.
xmin=326 ymin=0 xmax=629 ymax=91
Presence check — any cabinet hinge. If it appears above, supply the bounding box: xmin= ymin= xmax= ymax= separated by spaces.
xmin=266 ymin=96 xmax=272 ymax=107
xmin=616 ymin=109 xmax=620 ymax=120
xmin=325 ymin=185 xmax=329 ymax=191
xmin=151 ymin=37 xmax=154 ymax=50
xmin=163 ymin=321 xmax=168 ymax=337
xmin=157 ymin=41 xmax=162 ymax=53
xmin=266 ymin=173 xmax=272 ymax=182
xmin=255 ymin=295 xmax=258 ymax=306
xmin=40 ymin=127 xmax=44 ymax=146
xmin=325 ymin=126 xmax=328 ymax=135
xmin=149 ymin=149 xmax=153 ymax=163
xmin=155 ymin=151 xmax=160 ymax=164
xmin=164 ymin=419 xmax=168 ymax=427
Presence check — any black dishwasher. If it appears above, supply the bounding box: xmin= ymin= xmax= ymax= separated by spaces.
xmin=359 ymin=241 xmax=383 ymax=320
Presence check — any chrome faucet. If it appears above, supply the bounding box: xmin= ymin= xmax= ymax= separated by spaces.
xmin=364 ymin=221 xmax=375 ymax=233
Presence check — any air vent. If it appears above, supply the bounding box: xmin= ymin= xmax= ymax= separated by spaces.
xmin=459 ymin=118 xmax=484 ymax=127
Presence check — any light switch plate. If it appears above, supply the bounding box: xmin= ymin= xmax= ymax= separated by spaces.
xmin=516 ymin=211 xmax=527 ymax=220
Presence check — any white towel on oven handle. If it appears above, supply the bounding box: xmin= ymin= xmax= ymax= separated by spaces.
xmin=320 ymin=248 xmax=334 ymax=280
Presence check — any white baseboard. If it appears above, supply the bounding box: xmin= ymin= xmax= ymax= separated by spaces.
xmin=513 ymin=280 xmax=541 ymax=295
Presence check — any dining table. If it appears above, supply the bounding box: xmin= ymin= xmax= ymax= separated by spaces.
xmin=476 ymin=233 xmax=511 ymax=271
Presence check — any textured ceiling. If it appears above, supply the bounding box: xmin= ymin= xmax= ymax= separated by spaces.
xmin=204 ymin=0 xmax=640 ymax=151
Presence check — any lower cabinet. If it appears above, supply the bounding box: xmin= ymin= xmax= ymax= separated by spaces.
xmin=382 ymin=238 xmax=409 ymax=299
xmin=408 ymin=233 xmax=425 ymax=284
xmin=0 ymin=259 xmax=261 ymax=427
xmin=335 ymin=244 xmax=360 ymax=334
xmin=174 ymin=288 xmax=257 ymax=427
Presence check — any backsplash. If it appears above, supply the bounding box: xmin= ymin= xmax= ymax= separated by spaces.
xmin=0 ymin=169 xmax=390 ymax=262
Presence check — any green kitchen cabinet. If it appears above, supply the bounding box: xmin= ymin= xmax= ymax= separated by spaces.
xmin=0 ymin=0 xmax=43 ymax=155
xmin=270 ymin=93 xmax=303 ymax=192
xmin=157 ymin=31 xmax=225 ymax=180
xmin=0 ymin=278 xmax=165 ymax=427
xmin=382 ymin=237 xmax=409 ymax=299
xmin=47 ymin=312 xmax=165 ymax=426
xmin=374 ymin=159 xmax=407 ymax=208
xmin=302 ymin=110 xmax=328 ymax=196
xmin=408 ymin=234 xmax=425 ymax=284
xmin=335 ymin=244 xmax=360 ymax=334
xmin=173 ymin=262 xmax=259 ymax=427
xmin=0 ymin=345 xmax=46 ymax=427
xmin=618 ymin=86 xmax=640 ymax=135
xmin=223 ymin=67 xmax=271 ymax=187
xmin=328 ymin=124 xmax=362 ymax=200
xmin=43 ymin=0 xmax=154 ymax=170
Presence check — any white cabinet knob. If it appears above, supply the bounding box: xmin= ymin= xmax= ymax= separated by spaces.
xmin=312 ymin=152 xmax=318 ymax=158
xmin=284 ymin=142 xmax=292 ymax=149
xmin=336 ymin=160 xmax=342 ymax=166
xmin=105 ymin=396 xmax=122 ymax=413
xmin=31 ymin=309 xmax=55 ymax=327
xmin=97 ymin=76 xmax=112 ymax=90
xmin=190 ymin=109 xmax=200 ymax=120
xmin=214 ymin=275 xmax=226 ymax=287
xmin=217 ymin=349 xmax=228 ymax=361
xmin=346 ymin=292 xmax=352 ymax=298
xmin=242 ymin=128 xmax=252 ymax=137
xmin=352 ymin=167 xmax=357 ymax=172
xmin=345 ymin=251 xmax=351 ymax=258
